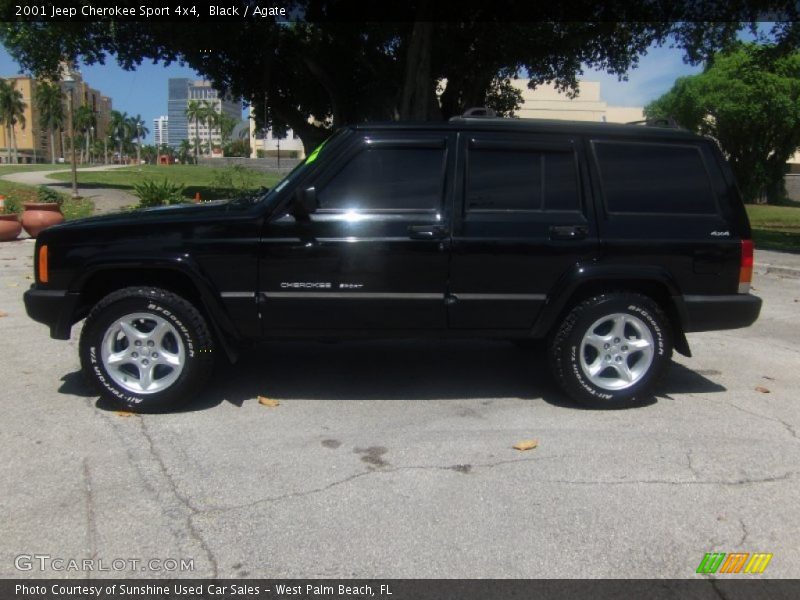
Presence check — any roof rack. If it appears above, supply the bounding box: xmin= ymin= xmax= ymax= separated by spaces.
xmin=626 ymin=117 xmax=680 ymax=129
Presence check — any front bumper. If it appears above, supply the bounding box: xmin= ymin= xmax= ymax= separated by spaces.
xmin=23 ymin=286 xmax=80 ymax=340
xmin=679 ymin=293 xmax=763 ymax=333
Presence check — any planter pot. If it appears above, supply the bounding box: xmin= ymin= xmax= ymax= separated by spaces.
xmin=0 ymin=213 xmax=21 ymax=242
xmin=21 ymin=202 xmax=64 ymax=238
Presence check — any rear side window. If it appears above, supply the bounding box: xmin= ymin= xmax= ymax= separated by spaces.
xmin=592 ymin=141 xmax=718 ymax=215
xmin=318 ymin=145 xmax=445 ymax=211
xmin=466 ymin=143 xmax=580 ymax=212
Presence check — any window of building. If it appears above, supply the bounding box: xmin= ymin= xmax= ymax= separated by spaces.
xmin=318 ymin=144 xmax=445 ymax=211
xmin=592 ymin=141 xmax=718 ymax=215
xmin=466 ymin=144 xmax=580 ymax=212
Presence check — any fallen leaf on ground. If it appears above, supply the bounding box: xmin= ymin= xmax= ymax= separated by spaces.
xmin=513 ymin=439 xmax=539 ymax=451
xmin=114 ymin=410 xmax=136 ymax=417
xmin=258 ymin=396 xmax=280 ymax=407
xmin=755 ymin=386 xmax=771 ymax=394
xmin=24 ymin=275 xmax=31 ymax=280
xmin=762 ymin=376 xmax=775 ymax=381
xmin=0 ymin=311 xmax=7 ymax=318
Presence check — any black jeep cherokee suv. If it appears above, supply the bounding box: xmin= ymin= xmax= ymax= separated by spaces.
xmin=24 ymin=117 xmax=762 ymax=411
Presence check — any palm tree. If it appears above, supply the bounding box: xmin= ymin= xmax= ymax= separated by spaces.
xmin=74 ymin=104 xmax=96 ymax=164
xmin=203 ymin=103 xmax=218 ymax=155
xmin=34 ymin=81 xmax=64 ymax=164
xmin=108 ymin=110 xmax=129 ymax=163
xmin=0 ymin=79 xmax=27 ymax=164
xmin=185 ymin=100 xmax=204 ymax=163
xmin=178 ymin=139 xmax=192 ymax=164
xmin=129 ymin=114 xmax=148 ymax=166
xmin=217 ymin=113 xmax=237 ymax=149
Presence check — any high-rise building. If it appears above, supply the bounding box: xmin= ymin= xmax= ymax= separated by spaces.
xmin=0 ymin=70 xmax=112 ymax=163
xmin=153 ymin=115 xmax=168 ymax=146
xmin=167 ymin=78 xmax=241 ymax=151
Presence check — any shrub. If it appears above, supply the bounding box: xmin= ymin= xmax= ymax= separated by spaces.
xmin=36 ymin=185 xmax=64 ymax=205
xmin=133 ymin=179 xmax=186 ymax=208
xmin=3 ymin=195 xmax=21 ymax=214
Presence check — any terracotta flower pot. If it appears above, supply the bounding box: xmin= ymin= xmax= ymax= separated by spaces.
xmin=0 ymin=213 xmax=22 ymax=242
xmin=21 ymin=202 xmax=65 ymax=238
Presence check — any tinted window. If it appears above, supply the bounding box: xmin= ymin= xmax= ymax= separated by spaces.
xmin=466 ymin=147 xmax=579 ymax=211
xmin=593 ymin=141 xmax=717 ymax=214
xmin=318 ymin=146 xmax=444 ymax=210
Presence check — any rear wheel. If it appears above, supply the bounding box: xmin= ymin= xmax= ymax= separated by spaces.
xmin=549 ymin=293 xmax=672 ymax=407
xmin=79 ymin=287 xmax=214 ymax=412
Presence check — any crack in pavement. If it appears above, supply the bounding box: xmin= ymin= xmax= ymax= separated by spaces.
xmin=686 ymin=450 xmax=702 ymax=480
xmin=727 ymin=401 xmax=799 ymax=442
xmin=737 ymin=517 xmax=749 ymax=548
xmin=137 ymin=417 xmax=220 ymax=578
xmin=81 ymin=458 xmax=98 ymax=581
xmin=200 ymin=456 xmax=797 ymax=516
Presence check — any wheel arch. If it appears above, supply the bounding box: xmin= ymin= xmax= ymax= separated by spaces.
xmin=71 ymin=259 xmax=240 ymax=363
xmin=532 ymin=265 xmax=691 ymax=357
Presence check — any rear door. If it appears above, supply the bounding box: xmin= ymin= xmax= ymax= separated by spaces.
xmin=259 ymin=130 xmax=454 ymax=332
xmin=448 ymin=131 xmax=599 ymax=329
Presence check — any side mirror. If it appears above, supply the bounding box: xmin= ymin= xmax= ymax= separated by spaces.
xmin=290 ymin=186 xmax=317 ymax=219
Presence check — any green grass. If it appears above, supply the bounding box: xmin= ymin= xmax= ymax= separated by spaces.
xmin=746 ymin=202 xmax=800 ymax=253
xmin=61 ymin=198 xmax=95 ymax=221
xmin=49 ymin=164 xmax=282 ymax=201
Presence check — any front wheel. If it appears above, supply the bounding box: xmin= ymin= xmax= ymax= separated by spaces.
xmin=79 ymin=287 xmax=215 ymax=412
xmin=549 ymin=293 xmax=672 ymax=408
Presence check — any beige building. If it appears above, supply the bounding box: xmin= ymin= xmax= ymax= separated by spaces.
xmin=511 ymin=79 xmax=644 ymax=123
xmin=0 ymin=71 xmax=112 ymax=164
xmin=248 ymin=104 xmax=306 ymax=159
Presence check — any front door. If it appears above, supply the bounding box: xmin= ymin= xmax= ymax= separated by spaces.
xmin=259 ymin=131 xmax=454 ymax=333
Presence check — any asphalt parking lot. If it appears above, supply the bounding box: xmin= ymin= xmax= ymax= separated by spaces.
xmin=1 ymin=237 xmax=799 ymax=579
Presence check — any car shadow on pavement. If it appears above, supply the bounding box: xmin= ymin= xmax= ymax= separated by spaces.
xmin=58 ymin=340 xmax=726 ymax=413
xmin=80 ymin=340 xmax=727 ymax=413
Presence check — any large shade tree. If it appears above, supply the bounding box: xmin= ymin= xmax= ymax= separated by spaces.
xmin=646 ymin=44 xmax=800 ymax=203
xmin=1 ymin=2 xmax=799 ymax=154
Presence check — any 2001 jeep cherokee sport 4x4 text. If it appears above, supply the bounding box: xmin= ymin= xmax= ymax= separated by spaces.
xmin=24 ymin=117 xmax=762 ymax=411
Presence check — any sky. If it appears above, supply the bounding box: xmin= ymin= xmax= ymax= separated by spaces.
xmin=0 ymin=43 xmax=702 ymax=144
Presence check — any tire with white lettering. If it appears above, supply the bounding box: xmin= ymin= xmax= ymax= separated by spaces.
xmin=79 ymin=287 xmax=214 ymax=412
xmin=549 ymin=293 xmax=672 ymax=408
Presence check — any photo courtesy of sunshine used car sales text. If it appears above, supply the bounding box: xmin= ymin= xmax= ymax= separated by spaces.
xmin=14 ymin=583 xmax=392 ymax=598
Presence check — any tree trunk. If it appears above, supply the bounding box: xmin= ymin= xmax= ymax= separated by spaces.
xmin=399 ymin=15 xmax=434 ymax=120
xmin=5 ymin=126 xmax=11 ymax=164
xmin=50 ymin=130 xmax=56 ymax=164
xmin=11 ymin=126 xmax=18 ymax=164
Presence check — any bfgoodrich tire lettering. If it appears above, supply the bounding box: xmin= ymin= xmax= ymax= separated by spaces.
xmin=549 ymin=293 xmax=673 ymax=408
xmin=79 ymin=287 xmax=214 ymax=412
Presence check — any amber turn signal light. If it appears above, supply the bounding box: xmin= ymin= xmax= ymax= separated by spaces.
xmin=38 ymin=244 xmax=48 ymax=283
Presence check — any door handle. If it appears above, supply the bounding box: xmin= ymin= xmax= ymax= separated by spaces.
xmin=408 ymin=225 xmax=447 ymax=240
xmin=549 ymin=225 xmax=588 ymax=240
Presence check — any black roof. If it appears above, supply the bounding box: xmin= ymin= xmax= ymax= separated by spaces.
xmin=351 ymin=117 xmax=702 ymax=141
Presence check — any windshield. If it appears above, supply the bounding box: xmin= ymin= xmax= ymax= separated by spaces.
xmin=258 ymin=129 xmax=345 ymax=207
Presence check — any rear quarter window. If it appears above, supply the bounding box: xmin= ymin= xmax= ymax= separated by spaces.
xmin=592 ymin=140 xmax=719 ymax=215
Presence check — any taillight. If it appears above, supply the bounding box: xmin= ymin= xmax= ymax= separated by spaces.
xmin=739 ymin=239 xmax=753 ymax=293
xmin=38 ymin=244 xmax=48 ymax=284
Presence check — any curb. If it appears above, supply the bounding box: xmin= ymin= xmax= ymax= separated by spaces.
xmin=754 ymin=262 xmax=800 ymax=279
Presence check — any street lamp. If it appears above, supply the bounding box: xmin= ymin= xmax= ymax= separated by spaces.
xmin=62 ymin=73 xmax=79 ymax=199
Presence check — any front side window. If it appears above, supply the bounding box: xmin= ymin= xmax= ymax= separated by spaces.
xmin=318 ymin=145 xmax=445 ymax=211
